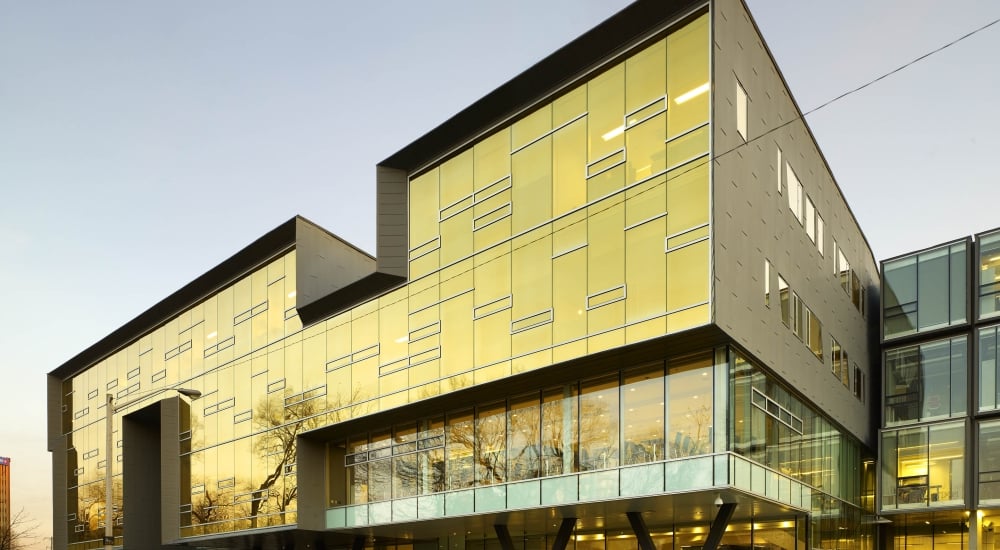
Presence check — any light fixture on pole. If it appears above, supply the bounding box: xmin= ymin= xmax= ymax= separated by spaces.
xmin=104 ymin=387 xmax=201 ymax=550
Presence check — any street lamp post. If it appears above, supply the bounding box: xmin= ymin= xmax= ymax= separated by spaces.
xmin=103 ymin=387 xmax=201 ymax=550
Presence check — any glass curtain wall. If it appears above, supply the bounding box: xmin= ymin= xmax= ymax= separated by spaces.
xmin=979 ymin=230 xmax=1000 ymax=319
xmin=883 ymin=242 xmax=967 ymax=340
xmin=883 ymin=336 xmax=967 ymax=425
xmin=341 ymin=354 xmax=714 ymax=505
xmin=880 ymin=421 xmax=966 ymax=510
xmin=980 ymin=419 xmax=1000 ymax=505
xmin=979 ymin=325 xmax=1000 ymax=412
xmin=61 ymin=12 xmax=712 ymax=547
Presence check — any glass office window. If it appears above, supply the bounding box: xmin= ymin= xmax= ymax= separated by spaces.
xmin=979 ymin=325 xmax=1000 ymax=411
xmin=579 ymin=375 xmax=620 ymax=471
xmin=883 ymin=242 xmax=967 ymax=339
xmin=881 ymin=421 xmax=965 ymax=510
xmin=980 ymin=419 xmax=1000 ymax=503
xmin=508 ymin=393 xmax=541 ymax=482
xmin=979 ymin=230 xmax=1000 ymax=319
xmin=884 ymin=336 xmax=967 ymax=425
xmin=622 ymin=363 xmax=664 ymax=464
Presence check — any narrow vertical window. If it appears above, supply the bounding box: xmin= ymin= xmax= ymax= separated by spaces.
xmin=736 ymin=78 xmax=748 ymax=141
xmin=805 ymin=197 xmax=816 ymax=243
xmin=779 ymin=276 xmax=790 ymax=327
xmin=776 ymin=145 xmax=783 ymax=194
xmin=786 ymin=165 xmax=802 ymax=223
xmin=833 ymin=239 xmax=839 ymax=275
xmin=764 ymin=259 xmax=771 ymax=307
xmin=816 ymin=214 xmax=825 ymax=256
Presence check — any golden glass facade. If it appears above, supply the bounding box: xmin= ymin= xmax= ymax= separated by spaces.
xmin=58 ymin=14 xmax=711 ymax=547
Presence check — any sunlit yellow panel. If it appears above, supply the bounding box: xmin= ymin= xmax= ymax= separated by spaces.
xmin=588 ymin=326 xmax=624 ymax=354
xmin=667 ymin=13 xmax=709 ymax=137
xmin=511 ymin=135 xmax=552 ymax=234
xmin=475 ymin=311 xmax=511 ymax=368
xmin=666 ymin=239 xmax=710 ymax=312
xmin=351 ymin=357 xmax=378 ymax=403
xmin=667 ymin=303 xmax=709 ymax=332
xmin=440 ymin=149 xmax=473 ymax=209
xmin=351 ymin=310 xmax=377 ymax=353
xmin=474 ymin=361 xmax=510 ymax=386
xmin=474 ymin=250 xmax=510 ymax=306
xmin=588 ymin=164 xmax=624 ymax=203
xmin=626 ymin=315 xmax=667 ymax=344
xmin=511 ymin=347 xmax=552 ymax=374
xmin=553 ymin=84 xmax=586 ymax=128
xmin=626 ymin=38 xmax=666 ymax=114
xmin=666 ymin=124 xmax=709 ymax=169
xmin=552 ymin=118 xmax=587 ymax=217
xmin=378 ymin=294 xmax=409 ymax=364
xmin=409 ymin=251 xmax=439 ymax=280
xmin=409 ymin=357 xmax=440 ymax=386
xmin=379 ymin=388 xmax=408 ymax=412
xmin=553 ymin=248 xmax=587 ymax=345
xmin=410 ymin=168 xmax=440 ymax=249
xmin=588 ymin=62 xmax=624 ymax=163
xmin=512 ymin=325 xmax=552 ymax=360
xmin=440 ymin=209 xmax=473 ymax=266
xmin=439 ymin=258 xmax=473 ymax=299
xmin=410 ymin=381 xmax=441 ymax=402
xmin=587 ymin=196 xmax=624 ymax=294
xmin=667 ymin=162 xmax=709 ymax=236
xmin=379 ymin=369 xmax=407 ymax=397
xmin=440 ymin=292 xmax=473 ymax=376
xmin=512 ymin=104 xmax=552 ymax=151
xmin=512 ymin=230 xmax=552 ymax=319
xmin=474 ymin=128 xmax=511 ymax=190
xmin=625 ymin=175 xmax=666 ymax=228
xmin=626 ymin=216 xmax=667 ymax=323
xmin=626 ymin=113 xmax=666 ymax=185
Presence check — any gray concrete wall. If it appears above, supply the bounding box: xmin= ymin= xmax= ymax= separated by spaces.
xmin=295 ymin=435 xmax=328 ymax=531
xmin=295 ymin=217 xmax=376 ymax=311
xmin=376 ymin=166 xmax=408 ymax=279
xmin=710 ymin=0 xmax=879 ymax=446
xmin=47 ymin=375 xmax=67 ymax=550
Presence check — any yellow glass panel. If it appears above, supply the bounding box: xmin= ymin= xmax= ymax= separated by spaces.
xmin=588 ymin=326 xmax=623 ymax=354
xmin=351 ymin=310 xmax=377 ymax=355
xmin=552 ymin=118 xmax=587 ymax=217
xmin=553 ymin=248 xmax=587 ymax=345
xmin=667 ymin=225 xmax=709 ymax=249
xmin=474 ymin=128 xmax=510 ymax=190
xmin=511 ymin=347 xmax=551 ymax=374
xmin=626 ymin=217 xmax=667 ymax=323
xmin=410 ymin=168 xmax=439 ymax=249
xmin=553 ymin=83 xmax=586 ymax=128
xmin=588 ymin=164 xmax=624 ymax=203
xmin=553 ymin=209 xmax=587 ymax=256
xmin=667 ymin=14 xmax=709 ymax=137
xmin=440 ymin=292 xmax=473 ymax=376
xmin=625 ymin=113 xmax=666 ymax=184
xmin=379 ymin=297 xmax=408 ymax=363
xmin=667 ymin=303 xmax=709 ymax=332
xmin=351 ymin=357 xmax=378 ymax=403
xmin=409 ymin=357 xmax=439 ymax=386
xmin=626 ymin=38 xmax=666 ymax=114
xmin=666 ymin=239 xmax=710 ymax=312
xmin=475 ymin=362 xmax=510 ymax=386
xmin=474 ymin=251 xmax=510 ymax=306
xmin=587 ymin=196 xmax=624 ymax=294
xmin=626 ymin=315 xmax=667 ymax=344
xmin=409 ymin=252 xmax=439 ymax=280
xmin=588 ymin=62 xmax=625 ymax=163
xmin=511 ymin=135 xmax=552 ymax=234
xmin=512 ymin=231 xmax=552 ymax=318
xmin=512 ymin=104 xmax=552 ymax=151
xmin=666 ymin=162 xmax=709 ymax=236
xmin=625 ymin=175 xmax=666 ymax=227
xmin=666 ymin=124 xmax=709 ymax=168
xmin=440 ymin=149 xmax=473 ymax=208
xmin=439 ymin=258 xmax=473 ymax=299
xmin=439 ymin=209 xmax=473 ymax=265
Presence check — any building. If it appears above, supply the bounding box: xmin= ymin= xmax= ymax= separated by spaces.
xmin=878 ymin=228 xmax=1000 ymax=549
xmin=47 ymin=1 xmax=882 ymax=549
xmin=1 ymin=456 xmax=10 ymax=540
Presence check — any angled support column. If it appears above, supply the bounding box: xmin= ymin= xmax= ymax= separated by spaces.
xmin=551 ymin=518 xmax=577 ymax=550
xmin=495 ymin=524 xmax=515 ymax=550
xmin=353 ymin=535 xmax=366 ymax=550
xmin=703 ymin=503 xmax=737 ymax=550
xmin=626 ymin=512 xmax=656 ymax=550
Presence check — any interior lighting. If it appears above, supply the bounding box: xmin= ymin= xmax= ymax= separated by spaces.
xmin=287 ymin=291 xmax=296 ymax=298
xmin=674 ymin=82 xmax=710 ymax=104
xmin=601 ymin=125 xmax=625 ymax=141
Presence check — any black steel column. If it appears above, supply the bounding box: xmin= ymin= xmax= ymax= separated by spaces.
xmin=551 ymin=518 xmax=577 ymax=550
xmin=703 ymin=503 xmax=737 ymax=550
xmin=495 ymin=524 xmax=515 ymax=550
xmin=626 ymin=512 xmax=656 ymax=550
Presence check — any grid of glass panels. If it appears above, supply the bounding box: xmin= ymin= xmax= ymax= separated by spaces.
xmin=880 ymin=420 xmax=966 ymax=510
xmin=339 ymin=355 xmax=714 ymax=505
xmin=882 ymin=242 xmax=967 ymax=340
xmin=980 ymin=230 xmax=1000 ymax=319
xmin=979 ymin=325 xmax=1000 ymax=411
xmin=883 ymin=336 xmax=967 ymax=426
xmin=729 ymin=352 xmax=866 ymax=506
xmin=980 ymin=419 xmax=1000 ymax=504
xmin=60 ymin=13 xmax=713 ymax=547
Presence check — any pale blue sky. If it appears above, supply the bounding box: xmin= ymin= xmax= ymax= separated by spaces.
xmin=2 ymin=2 xmax=998 ymax=547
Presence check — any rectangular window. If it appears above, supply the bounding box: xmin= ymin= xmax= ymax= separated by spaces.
xmin=833 ymin=240 xmax=839 ymax=275
xmin=884 ymin=336 xmax=967 ymax=425
xmin=735 ymin=78 xmax=748 ymax=141
xmin=831 ymin=338 xmax=842 ymax=379
xmin=792 ymin=293 xmax=804 ymax=341
xmin=979 ymin=231 xmax=1000 ymax=319
xmin=786 ymin=165 xmax=802 ymax=223
xmin=816 ymin=214 xmax=825 ymax=256
xmin=979 ymin=325 xmax=1000 ymax=412
xmin=779 ymin=276 xmax=790 ymax=327
xmin=805 ymin=197 xmax=816 ymax=243
xmin=980 ymin=420 xmax=1000 ymax=503
xmin=884 ymin=242 xmax=968 ymax=339
xmin=854 ymin=366 xmax=863 ymax=400
xmin=776 ymin=145 xmax=783 ymax=195
xmin=808 ymin=309 xmax=823 ymax=360
xmin=764 ymin=260 xmax=771 ymax=307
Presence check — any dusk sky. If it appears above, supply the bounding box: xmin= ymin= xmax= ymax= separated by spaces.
xmin=2 ymin=2 xmax=999 ymax=547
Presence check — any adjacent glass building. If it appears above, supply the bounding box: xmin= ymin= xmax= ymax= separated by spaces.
xmin=47 ymin=1 xmax=882 ymax=549
xmin=880 ymin=229 xmax=1000 ymax=549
